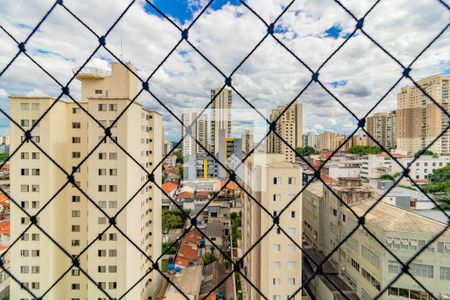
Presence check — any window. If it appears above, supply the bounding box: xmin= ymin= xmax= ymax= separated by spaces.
xmin=361 ymin=245 xmax=380 ymax=268
xmin=98 ymin=104 xmax=107 ymax=111
xmin=288 ymin=177 xmax=296 ymax=184
xmin=31 ymin=185 xmax=40 ymax=192
xmin=287 ymin=261 xmax=295 ymax=270
xmin=109 ymin=152 xmax=117 ymax=160
xmin=109 ymin=104 xmax=117 ymax=111
xmin=71 ymin=225 xmax=80 ymax=232
xmin=272 ymin=194 xmax=281 ymax=202
xmin=287 ymin=228 xmax=296 ymax=235
xmin=109 ymin=249 xmax=117 ymax=257
xmin=108 ymin=266 xmax=117 ymax=273
xmin=32 ymin=152 xmax=40 ymax=159
xmin=20 ymin=185 xmax=29 ymax=192
xmin=31 ymin=250 xmax=40 ymax=257
xmin=272 ymin=278 xmax=280 ymax=285
xmin=71 ymin=284 xmax=80 ymax=290
xmin=20 ymin=250 xmax=29 ymax=257
xmin=272 ymin=261 xmax=281 ymax=269
xmin=71 ymin=269 xmax=80 ymax=276
xmin=272 ymin=244 xmax=280 ymax=252
xmin=287 ymin=278 xmax=296 ymax=286
xmin=98 ymin=217 xmax=107 ymax=224
xmin=31 ymin=201 xmax=39 ymax=209
xmin=273 ymin=177 xmax=281 ymax=184
xmin=20 ymin=266 xmax=29 ymax=273
xmin=108 ymin=282 xmax=117 ymax=289
xmin=72 ymin=210 xmax=81 ymax=218
xmin=98 ymin=266 xmax=106 ymax=273
xmin=72 ymin=137 xmax=81 ymax=143
xmin=20 ymin=103 xmax=29 ymax=110
xmin=20 ymin=119 xmax=30 ymax=127
xmin=351 ymin=258 xmax=360 ymax=272
xmin=98 ymin=152 xmax=107 ymax=160
xmin=72 ymin=152 xmax=81 ymax=158
xmin=98 ymin=185 xmax=106 ymax=192
xmin=21 ymin=152 xmax=29 ymax=159
xmin=31 ymin=233 xmax=39 ymax=241
xmin=72 ymin=122 xmax=81 ymax=129
xmin=95 ymin=89 xmax=102 ymax=94
xmin=32 ymin=168 xmax=40 ymax=176
xmin=410 ymin=263 xmax=433 ymax=279
xmin=290 ymin=211 xmax=296 ymax=218
xmin=109 ymin=201 xmax=117 ymax=209
xmin=98 ymin=250 xmax=107 ymax=257
xmin=72 ymin=195 xmax=80 ymax=203
xmin=109 ymin=169 xmax=117 ymax=176
xmin=21 ymin=168 xmax=29 ymax=176
xmin=98 ymin=169 xmax=107 ymax=176
xmin=109 ymin=233 xmax=117 ymax=241
xmin=72 ymin=107 xmax=80 ymax=114
xmin=109 ymin=185 xmax=117 ymax=192
xmin=31 ymin=103 xmax=40 ymax=110
xmin=31 ymin=266 xmax=40 ymax=273
xmin=440 ymin=267 xmax=450 ymax=280
xmin=31 ymin=119 xmax=39 ymax=126
xmin=272 ymin=296 xmax=280 ymax=300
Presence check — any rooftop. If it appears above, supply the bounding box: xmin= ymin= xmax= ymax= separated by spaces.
xmin=305 ymin=181 xmax=324 ymax=197
xmin=167 ymin=265 xmax=203 ymax=296
xmin=348 ymin=200 xmax=449 ymax=235
xmin=162 ymin=182 xmax=178 ymax=193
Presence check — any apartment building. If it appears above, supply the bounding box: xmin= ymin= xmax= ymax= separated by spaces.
xmin=303 ymin=132 xmax=318 ymax=149
xmin=0 ymin=136 xmax=9 ymax=146
xmin=396 ymin=75 xmax=450 ymax=155
xmin=317 ymin=130 xmax=337 ymax=151
xmin=210 ymin=88 xmax=232 ymax=154
xmin=9 ymin=63 xmax=162 ymax=299
xmin=340 ymin=201 xmax=450 ymax=299
xmin=366 ymin=112 xmax=396 ymax=150
xmin=242 ymin=129 xmax=254 ymax=156
xmin=392 ymin=155 xmax=450 ymax=181
xmin=242 ymin=154 xmax=302 ymax=300
xmin=303 ymin=178 xmax=450 ymax=299
xmin=181 ymin=110 xmax=208 ymax=157
xmin=268 ymin=103 xmax=303 ymax=163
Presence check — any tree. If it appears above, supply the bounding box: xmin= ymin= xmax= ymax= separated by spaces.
xmin=162 ymin=211 xmax=183 ymax=230
xmin=347 ymin=145 xmax=381 ymax=155
xmin=174 ymin=150 xmax=184 ymax=164
xmin=414 ymin=149 xmax=437 ymax=158
xmin=380 ymin=174 xmax=395 ymax=181
xmin=423 ymin=166 xmax=450 ymax=209
xmin=295 ymin=146 xmax=315 ymax=157
xmin=0 ymin=153 xmax=8 ymax=162
xmin=203 ymin=252 xmax=216 ymax=265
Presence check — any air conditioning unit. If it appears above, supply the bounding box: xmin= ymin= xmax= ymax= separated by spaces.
xmin=440 ymin=295 xmax=450 ymax=300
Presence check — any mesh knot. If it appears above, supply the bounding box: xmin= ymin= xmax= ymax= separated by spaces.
xmin=109 ymin=217 xmax=116 ymax=225
xmin=273 ymin=215 xmax=280 ymax=225
xmin=191 ymin=218 xmax=197 ymax=226
xmin=312 ymin=72 xmax=319 ymax=82
xmin=62 ymin=86 xmax=70 ymax=95
xmin=403 ymin=67 xmax=411 ymax=78
xmin=72 ymin=257 xmax=80 ymax=267
xmin=56 ymin=0 xmax=63 ymax=5
xmin=104 ymin=127 xmax=112 ymax=137
xmin=148 ymin=173 xmax=155 ymax=182
xmin=233 ymin=263 xmax=240 ymax=272
xmin=99 ymin=36 xmax=106 ymax=46
xmin=182 ymin=29 xmax=189 ymax=40
xmin=402 ymin=264 xmax=409 ymax=274
xmin=67 ymin=174 xmax=75 ymax=184
xmin=313 ymin=170 xmax=321 ymax=179
xmin=24 ymin=130 xmax=32 ymax=141
xmin=402 ymin=168 xmax=410 ymax=177
xmin=229 ymin=171 xmax=236 ymax=182
xmin=269 ymin=121 xmax=276 ymax=132
xmin=356 ymin=18 xmax=364 ymax=30
xmin=358 ymin=216 xmax=365 ymax=225
xmin=0 ymin=257 xmax=3 ymax=267
xmin=153 ymin=262 xmax=159 ymax=270
xmin=225 ymin=77 xmax=232 ymax=87
xmin=267 ymin=23 xmax=275 ymax=35
xmin=30 ymin=215 xmax=37 ymax=225
xmin=142 ymin=81 xmax=149 ymax=91
xmin=18 ymin=42 xmax=26 ymax=53
xmin=358 ymin=118 xmax=366 ymax=128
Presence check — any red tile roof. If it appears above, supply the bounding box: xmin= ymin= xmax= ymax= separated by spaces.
xmin=162 ymin=182 xmax=178 ymax=193
xmin=0 ymin=221 xmax=10 ymax=236
xmin=177 ymin=191 xmax=193 ymax=199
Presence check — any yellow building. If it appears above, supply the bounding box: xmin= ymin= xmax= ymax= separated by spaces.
xmin=9 ymin=63 xmax=162 ymax=299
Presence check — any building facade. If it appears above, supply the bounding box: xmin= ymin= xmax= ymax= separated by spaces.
xmin=242 ymin=154 xmax=302 ymax=300
xmin=9 ymin=63 xmax=162 ymax=299
xmin=181 ymin=111 xmax=208 ymax=157
xmin=366 ymin=112 xmax=396 ymax=150
xmin=303 ymin=132 xmax=318 ymax=149
xmin=210 ymin=88 xmax=232 ymax=155
xmin=268 ymin=103 xmax=303 ymax=163
xmin=396 ymin=75 xmax=449 ymax=155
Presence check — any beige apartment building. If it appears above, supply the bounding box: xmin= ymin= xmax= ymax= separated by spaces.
xmin=242 ymin=154 xmax=302 ymax=300
xmin=241 ymin=129 xmax=254 ymax=156
xmin=268 ymin=103 xmax=303 ymax=163
xmin=366 ymin=111 xmax=396 ymax=150
xmin=210 ymin=88 xmax=232 ymax=154
xmin=396 ymin=74 xmax=449 ymax=155
xmin=9 ymin=63 xmax=162 ymax=299
xmin=317 ymin=130 xmax=337 ymax=151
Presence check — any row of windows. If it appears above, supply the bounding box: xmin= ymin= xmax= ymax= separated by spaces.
xmin=98 ymin=104 xmax=117 ymax=112
xmin=97 ymin=265 xmax=117 ymax=273
xmin=20 ymin=168 xmax=40 ymax=176
xmin=20 ymin=266 xmax=40 ymax=274
xmin=20 ymin=136 xmax=40 ymax=143
xmin=19 ymin=250 xmax=40 ymax=257
xmin=388 ymin=260 xmax=436 ymax=279
xmin=272 ymin=277 xmax=296 ymax=285
xmin=273 ymin=177 xmax=296 ymax=185
xmin=20 ymin=233 xmax=40 ymax=241
xmin=98 ymin=152 xmax=117 ymax=160
xmin=272 ymin=244 xmax=297 ymax=252
xmin=271 ymin=261 xmax=296 ymax=269
xmin=98 ymin=185 xmax=117 ymax=192
xmin=20 ymin=103 xmax=40 ymax=111
xmin=20 ymin=201 xmax=40 ymax=209
xmin=21 ymin=152 xmax=40 ymax=159
xmin=388 ymin=287 xmax=432 ymax=299
xmin=20 ymin=185 xmax=40 ymax=192
xmin=20 ymin=119 xmax=39 ymax=127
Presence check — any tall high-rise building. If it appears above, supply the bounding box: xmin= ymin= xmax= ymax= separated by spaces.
xmin=366 ymin=111 xmax=396 ymax=150
xmin=181 ymin=111 xmax=208 ymax=157
xmin=241 ymin=129 xmax=254 ymax=156
xmin=396 ymin=74 xmax=449 ymax=155
xmin=0 ymin=136 xmax=9 ymax=146
xmin=242 ymin=154 xmax=302 ymax=300
xmin=210 ymin=88 xmax=232 ymax=154
xmin=9 ymin=63 xmax=162 ymax=299
xmin=268 ymin=103 xmax=303 ymax=163
xmin=303 ymin=132 xmax=318 ymax=149
xmin=317 ymin=130 xmax=337 ymax=151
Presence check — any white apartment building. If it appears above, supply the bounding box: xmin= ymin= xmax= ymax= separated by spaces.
xmin=393 ymin=155 xmax=450 ymax=181
xmin=303 ymin=132 xmax=318 ymax=149
xmin=9 ymin=63 xmax=162 ymax=299
xmin=211 ymin=88 xmax=232 ymax=154
xmin=242 ymin=154 xmax=302 ymax=300
xmin=181 ymin=110 xmax=208 ymax=157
